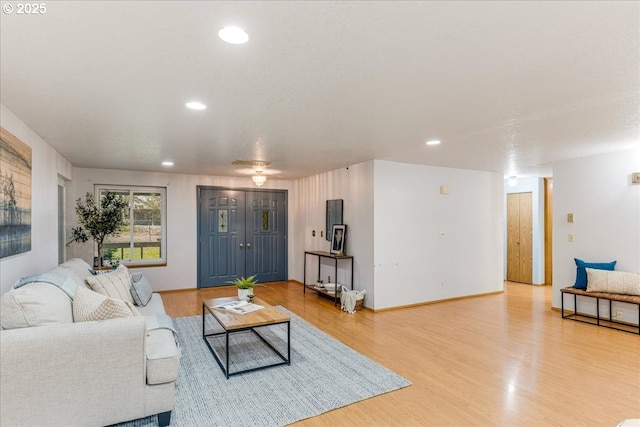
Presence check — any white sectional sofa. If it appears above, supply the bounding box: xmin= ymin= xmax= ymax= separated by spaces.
xmin=0 ymin=258 xmax=180 ymax=427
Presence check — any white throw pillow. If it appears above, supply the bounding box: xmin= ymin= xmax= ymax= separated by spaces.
xmin=85 ymin=264 xmax=134 ymax=304
xmin=586 ymin=268 xmax=640 ymax=295
xmin=73 ymin=286 xmax=139 ymax=322
xmin=0 ymin=283 xmax=73 ymax=329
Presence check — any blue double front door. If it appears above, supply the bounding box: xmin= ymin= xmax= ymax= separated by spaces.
xmin=197 ymin=187 xmax=287 ymax=288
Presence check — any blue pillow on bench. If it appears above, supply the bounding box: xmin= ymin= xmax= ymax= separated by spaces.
xmin=574 ymin=258 xmax=616 ymax=289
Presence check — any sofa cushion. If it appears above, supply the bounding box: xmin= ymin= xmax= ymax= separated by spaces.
xmin=136 ymin=293 xmax=167 ymax=317
xmin=85 ymin=264 xmax=135 ymax=304
xmin=574 ymin=258 xmax=617 ymax=289
xmin=586 ymin=269 xmax=640 ymax=295
xmin=0 ymin=283 xmax=73 ymax=329
xmin=146 ymin=328 xmax=180 ymax=385
xmin=131 ymin=275 xmax=153 ymax=306
xmin=73 ymin=286 xmax=139 ymax=322
xmin=59 ymin=258 xmax=94 ymax=280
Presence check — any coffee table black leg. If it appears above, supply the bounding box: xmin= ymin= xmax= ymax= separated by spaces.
xmin=225 ymin=330 xmax=230 ymax=379
xmin=287 ymin=321 xmax=291 ymax=365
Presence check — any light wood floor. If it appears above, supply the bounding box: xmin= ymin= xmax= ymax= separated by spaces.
xmin=160 ymin=281 xmax=640 ymax=426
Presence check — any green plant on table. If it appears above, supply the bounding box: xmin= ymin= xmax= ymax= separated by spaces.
xmin=226 ymin=275 xmax=259 ymax=289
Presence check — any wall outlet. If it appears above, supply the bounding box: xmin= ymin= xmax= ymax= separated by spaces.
xmin=613 ymin=310 xmax=623 ymax=319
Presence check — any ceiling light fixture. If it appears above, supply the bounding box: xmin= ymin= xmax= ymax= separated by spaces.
xmin=161 ymin=161 xmax=174 ymax=167
xmin=218 ymin=26 xmax=249 ymax=44
xmin=426 ymin=140 xmax=441 ymax=146
xmin=252 ymin=170 xmax=266 ymax=187
xmin=185 ymin=101 xmax=207 ymax=110
xmin=232 ymin=159 xmax=271 ymax=167
xmin=507 ymin=176 xmax=518 ymax=187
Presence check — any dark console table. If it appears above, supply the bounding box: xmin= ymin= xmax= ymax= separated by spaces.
xmin=303 ymin=250 xmax=354 ymax=306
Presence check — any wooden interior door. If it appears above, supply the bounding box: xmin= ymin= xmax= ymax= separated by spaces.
xmin=507 ymin=192 xmax=533 ymax=283
xmin=544 ymin=178 xmax=553 ymax=285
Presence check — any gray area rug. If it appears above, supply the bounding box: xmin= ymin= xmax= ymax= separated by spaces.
xmin=117 ymin=307 xmax=411 ymax=427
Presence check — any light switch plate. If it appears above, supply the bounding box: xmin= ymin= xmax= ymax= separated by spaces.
xmin=632 ymin=172 xmax=640 ymax=184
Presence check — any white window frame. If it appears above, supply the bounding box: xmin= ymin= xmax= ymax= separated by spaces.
xmin=95 ymin=185 xmax=167 ymax=267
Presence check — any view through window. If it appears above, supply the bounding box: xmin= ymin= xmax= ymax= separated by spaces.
xmin=97 ymin=185 xmax=167 ymax=267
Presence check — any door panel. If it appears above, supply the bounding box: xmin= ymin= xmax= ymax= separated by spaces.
xmin=198 ymin=188 xmax=286 ymax=287
xmin=544 ymin=178 xmax=553 ymax=285
xmin=519 ymin=193 xmax=533 ymax=283
xmin=506 ymin=192 xmax=533 ymax=284
xmin=506 ymin=194 xmax=520 ymax=282
xmin=199 ymin=189 xmax=245 ymax=288
xmin=245 ymin=191 xmax=287 ymax=283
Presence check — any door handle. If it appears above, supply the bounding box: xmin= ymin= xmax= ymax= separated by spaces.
xmin=246 ymin=243 xmax=251 ymax=249
xmin=239 ymin=243 xmax=244 ymax=248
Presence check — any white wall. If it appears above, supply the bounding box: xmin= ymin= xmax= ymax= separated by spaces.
xmin=70 ymin=168 xmax=294 ymax=292
xmin=372 ymin=160 xmax=504 ymax=310
xmin=552 ymin=148 xmax=640 ymax=323
xmin=0 ymin=104 xmax=73 ymax=294
xmin=290 ymin=162 xmax=374 ymax=305
xmin=504 ymin=177 xmax=546 ymax=284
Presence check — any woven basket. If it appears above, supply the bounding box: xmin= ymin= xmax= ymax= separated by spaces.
xmin=354 ymin=298 xmax=364 ymax=311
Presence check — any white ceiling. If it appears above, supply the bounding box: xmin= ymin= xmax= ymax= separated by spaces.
xmin=1 ymin=1 xmax=638 ymax=181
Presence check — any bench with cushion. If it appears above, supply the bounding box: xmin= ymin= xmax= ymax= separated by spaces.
xmin=560 ymin=267 xmax=640 ymax=334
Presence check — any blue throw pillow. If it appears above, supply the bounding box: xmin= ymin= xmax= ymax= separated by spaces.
xmin=574 ymin=258 xmax=616 ymax=289
xmin=130 ymin=275 xmax=153 ymax=306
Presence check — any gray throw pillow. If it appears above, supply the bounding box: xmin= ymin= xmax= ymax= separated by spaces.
xmin=130 ymin=275 xmax=153 ymax=306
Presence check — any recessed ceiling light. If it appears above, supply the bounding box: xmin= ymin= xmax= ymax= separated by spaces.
xmin=218 ymin=26 xmax=249 ymax=44
xmin=426 ymin=140 xmax=441 ymax=146
xmin=185 ymin=102 xmax=206 ymax=110
xmin=161 ymin=161 xmax=174 ymax=167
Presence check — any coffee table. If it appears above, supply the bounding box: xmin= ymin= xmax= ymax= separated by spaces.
xmin=202 ymin=297 xmax=291 ymax=379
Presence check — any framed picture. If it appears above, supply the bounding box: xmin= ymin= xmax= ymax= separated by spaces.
xmin=0 ymin=127 xmax=32 ymax=259
xmin=330 ymin=224 xmax=346 ymax=255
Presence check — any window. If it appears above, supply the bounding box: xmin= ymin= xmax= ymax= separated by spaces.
xmin=96 ymin=185 xmax=167 ymax=267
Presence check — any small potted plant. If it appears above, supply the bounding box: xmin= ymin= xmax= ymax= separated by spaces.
xmin=227 ymin=275 xmax=259 ymax=301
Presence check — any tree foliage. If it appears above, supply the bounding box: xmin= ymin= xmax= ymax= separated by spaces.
xmin=67 ymin=192 xmax=128 ymax=262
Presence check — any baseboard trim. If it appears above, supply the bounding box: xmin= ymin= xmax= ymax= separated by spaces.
xmin=372 ymin=290 xmax=504 ymax=312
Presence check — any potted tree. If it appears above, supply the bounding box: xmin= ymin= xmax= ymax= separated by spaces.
xmin=67 ymin=191 xmax=128 ymax=268
xmin=227 ymin=275 xmax=259 ymax=301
